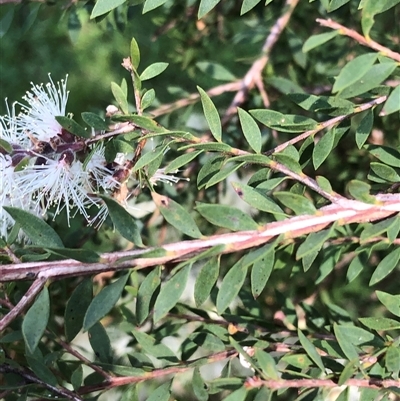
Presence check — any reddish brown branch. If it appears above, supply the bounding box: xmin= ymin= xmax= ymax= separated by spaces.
xmin=0 ymin=276 xmax=46 ymax=332
xmin=245 ymin=376 xmax=400 ymax=390
xmin=222 ymin=0 xmax=300 ymax=125
xmin=316 ymin=18 xmax=400 ymax=62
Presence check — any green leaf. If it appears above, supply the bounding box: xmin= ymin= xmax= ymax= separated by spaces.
xmin=332 ymin=53 xmax=378 ymax=93
xmin=55 ymin=116 xmax=89 ymax=138
xmin=22 ymin=287 xmax=50 ymax=353
xmin=91 ymin=0 xmax=126 ymax=18
xmin=194 ymin=256 xmax=220 ymax=307
xmin=3 ymin=207 xmax=63 ymax=248
xmin=26 ymin=355 xmax=58 ymax=387
xmin=241 ymin=0 xmax=262 ymax=15
xmin=370 ymin=162 xmax=400 ymax=183
xmin=334 ymin=324 xmax=360 ymax=361
xmin=251 ymin=244 xmax=275 ymax=299
xmin=164 ymin=150 xmax=203 ymax=174
xmin=141 ymin=88 xmax=156 ymax=110
xmin=254 ymin=349 xmax=279 ymax=379
xmin=231 ymin=182 xmax=285 ymax=216
xmin=385 ymin=345 xmax=400 ymax=375
xmin=130 ymin=37 xmax=140 ymax=69
xmin=129 ymin=115 xmax=168 ymax=133
xmin=143 ymin=0 xmax=169 ymax=14
xmin=328 ymin=0 xmax=351 ymax=12
xmin=180 ymin=142 xmax=232 ymax=153
xmin=347 ymin=252 xmax=368 ymax=283
xmin=216 ymin=256 xmax=250 ymax=314
xmin=365 ymin=145 xmax=400 ymax=168
xmin=359 ymin=317 xmax=400 ymax=331
xmin=313 ymin=129 xmax=335 ymax=169
xmin=192 ymin=368 xmax=208 ymax=401
xmin=196 ymin=203 xmax=259 ymax=231
xmin=289 ymin=93 xmax=354 ymax=116
xmin=153 ymin=264 xmax=192 ymax=322
xmin=83 ymin=272 xmax=130 ymax=331
xmin=81 ymin=112 xmax=109 ymax=130
xmin=89 ymin=322 xmax=113 ymax=363
xmin=65 ymin=278 xmax=93 ymax=342
xmin=111 ymin=82 xmax=129 ymax=114
xmin=274 ymin=192 xmax=316 ymax=215
xmin=140 ymin=62 xmax=169 ymax=81
xmin=355 ymin=109 xmax=373 ymax=149
xmin=338 ymin=359 xmax=358 ymax=387
xmin=152 ymin=192 xmax=203 ymax=238
xmin=132 ymin=329 xmax=177 ymax=360
xmin=302 ymin=31 xmax=338 ymax=52
xmin=381 ymin=85 xmax=400 ymax=116
xmin=146 ymin=381 xmax=171 ymax=401
xmin=297 ymin=228 xmax=332 ymax=260
xmin=376 ymin=291 xmax=400 ymax=317
xmin=71 ymin=365 xmax=83 ymax=391
xmin=298 ymin=329 xmax=325 ymax=371
xmin=197 ymin=86 xmax=222 ymax=142
xmin=360 ymin=215 xmax=399 ymax=243
xmin=99 ymin=195 xmax=143 ymax=246
xmin=205 ymin=162 xmax=244 ymax=188
xmin=250 ymin=109 xmax=318 ymax=132
xmin=369 ymin=247 xmax=400 ymax=286
xmin=45 ymin=247 xmax=99 ymax=263
xmin=136 ymin=266 xmax=161 ymax=325
xmin=198 ymin=0 xmax=220 ymax=18
xmin=339 ymin=62 xmax=397 ymax=98
xmin=197 ymin=155 xmax=226 ymax=188
xmin=361 ymin=0 xmax=400 ymax=38
xmin=197 ymin=61 xmax=237 ymax=81
xmin=238 ymin=107 xmax=262 ymax=153
xmin=0 ymin=137 xmax=12 ymax=153
xmin=347 ymin=180 xmax=375 ymax=203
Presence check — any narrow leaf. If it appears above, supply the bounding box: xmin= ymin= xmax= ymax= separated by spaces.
xmin=302 ymin=31 xmax=338 ymax=52
xmin=359 ymin=317 xmax=400 ymax=331
xmin=376 ymin=291 xmax=400 ymax=317
xmin=196 ymin=203 xmax=259 ymax=231
xmin=4 ymin=207 xmax=63 ymax=248
xmin=143 ymin=0 xmax=169 ymax=14
xmin=91 ymin=0 xmax=126 ymax=18
xmin=140 ymin=62 xmax=169 ymax=81
xmin=369 ymin=247 xmax=400 ymax=286
xmin=381 ymin=85 xmax=400 ymax=116
xmin=99 ymin=195 xmax=143 ymax=246
xmin=136 ymin=266 xmax=161 ymax=325
xmin=355 ymin=109 xmax=373 ymax=149
xmin=65 ymin=278 xmax=93 ymax=342
xmin=22 ymin=288 xmax=50 ymax=353
xmin=197 ymin=86 xmax=222 ymax=142
xmin=83 ymin=272 xmax=130 ymax=331
xmin=111 ymin=82 xmax=129 ymax=114
xmin=130 ymin=37 xmax=140 ymax=69
xmin=238 ymin=107 xmax=262 ymax=153
xmin=194 ymin=256 xmax=220 ymax=306
xmin=313 ymin=129 xmax=335 ymax=169
xmin=152 ymin=192 xmax=203 ymax=238
xmin=198 ymin=0 xmax=220 ymax=18
xmin=298 ymin=329 xmax=325 ymax=371
xmin=333 ymin=53 xmax=378 ymax=93
xmin=216 ymin=256 xmax=249 ymax=314
xmin=153 ymin=264 xmax=192 ymax=322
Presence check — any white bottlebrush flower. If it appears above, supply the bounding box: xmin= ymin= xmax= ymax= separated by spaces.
xmin=150 ymin=168 xmax=190 ymax=186
xmin=0 ymin=153 xmax=39 ymax=240
xmin=14 ymin=151 xmax=97 ymax=225
xmin=16 ymin=74 xmax=69 ymax=143
xmin=0 ymin=101 xmax=29 ymax=149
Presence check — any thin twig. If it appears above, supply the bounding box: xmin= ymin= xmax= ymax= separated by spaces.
xmin=316 ymin=18 xmax=400 ymax=62
xmin=222 ymin=0 xmax=300 ymax=125
xmin=265 ymin=95 xmax=387 ymax=156
xmin=0 ymin=364 xmax=83 ymax=401
xmin=78 ymin=349 xmax=238 ymax=394
xmin=0 ymin=276 xmax=46 ymax=332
